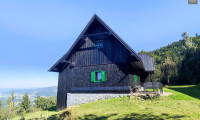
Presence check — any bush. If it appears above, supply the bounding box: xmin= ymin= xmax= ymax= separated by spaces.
xmin=35 ymin=96 xmax=56 ymax=110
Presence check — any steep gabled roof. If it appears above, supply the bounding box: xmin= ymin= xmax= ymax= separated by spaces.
xmin=49 ymin=14 xmax=144 ymax=72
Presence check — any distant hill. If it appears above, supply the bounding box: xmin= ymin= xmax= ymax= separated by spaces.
xmin=139 ymin=32 xmax=200 ymax=85
xmin=0 ymin=86 xmax=57 ymax=106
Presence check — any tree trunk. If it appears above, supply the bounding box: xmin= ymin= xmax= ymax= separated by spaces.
xmin=167 ymin=76 xmax=170 ymax=85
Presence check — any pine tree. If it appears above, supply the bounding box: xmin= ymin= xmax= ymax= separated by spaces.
xmin=0 ymin=99 xmax=2 ymax=109
xmin=0 ymin=99 xmax=2 ymax=120
xmin=3 ymin=91 xmax=17 ymax=119
xmin=20 ymin=93 xmax=31 ymax=113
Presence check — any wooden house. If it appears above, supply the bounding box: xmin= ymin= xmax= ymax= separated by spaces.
xmin=49 ymin=14 xmax=155 ymax=111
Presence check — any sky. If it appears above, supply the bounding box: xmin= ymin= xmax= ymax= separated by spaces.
xmin=0 ymin=0 xmax=200 ymax=88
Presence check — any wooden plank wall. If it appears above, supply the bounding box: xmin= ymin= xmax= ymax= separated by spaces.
xmin=68 ymin=36 xmax=130 ymax=67
xmin=56 ymin=63 xmax=131 ymax=110
xmin=56 ymin=19 xmax=141 ymax=110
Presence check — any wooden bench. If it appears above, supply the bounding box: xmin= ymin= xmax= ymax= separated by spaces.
xmin=144 ymin=82 xmax=163 ymax=93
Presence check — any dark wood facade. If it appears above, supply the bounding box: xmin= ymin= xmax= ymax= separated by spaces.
xmin=49 ymin=14 xmax=155 ymax=111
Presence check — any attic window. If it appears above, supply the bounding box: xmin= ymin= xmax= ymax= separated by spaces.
xmin=94 ymin=39 xmax=103 ymax=48
xmin=91 ymin=71 xmax=106 ymax=82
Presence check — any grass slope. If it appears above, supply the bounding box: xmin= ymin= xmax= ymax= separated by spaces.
xmin=13 ymin=110 xmax=59 ymax=120
xmin=13 ymin=84 xmax=200 ymax=120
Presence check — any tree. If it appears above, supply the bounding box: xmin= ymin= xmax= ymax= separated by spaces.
xmin=5 ymin=91 xmax=17 ymax=119
xmin=151 ymin=65 xmax=161 ymax=81
xmin=161 ymin=58 xmax=175 ymax=85
xmin=35 ymin=96 xmax=56 ymax=110
xmin=19 ymin=93 xmax=31 ymax=113
xmin=35 ymin=96 xmax=45 ymax=109
xmin=0 ymin=99 xmax=2 ymax=119
xmin=181 ymin=32 xmax=197 ymax=50
xmin=0 ymin=92 xmax=19 ymax=120
xmin=0 ymin=99 xmax=2 ymax=109
xmin=182 ymin=32 xmax=189 ymax=39
xmin=178 ymin=48 xmax=200 ymax=84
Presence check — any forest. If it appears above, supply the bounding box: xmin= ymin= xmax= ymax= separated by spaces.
xmin=139 ymin=32 xmax=200 ymax=85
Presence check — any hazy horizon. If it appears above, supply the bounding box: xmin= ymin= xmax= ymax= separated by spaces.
xmin=0 ymin=86 xmax=57 ymax=89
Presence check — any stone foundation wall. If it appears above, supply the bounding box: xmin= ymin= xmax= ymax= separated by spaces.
xmin=67 ymin=93 xmax=130 ymax=107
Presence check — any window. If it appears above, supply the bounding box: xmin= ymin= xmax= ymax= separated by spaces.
xmin=91 ymin=71 xmax=105 ymax=82
xmin=96 ymin=72 xmax=102 ymax=81
xmin=94 ymin=39 xmax=103 ymax=48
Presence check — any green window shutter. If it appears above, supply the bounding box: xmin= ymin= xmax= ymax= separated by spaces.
xmin=134 ymin=75 xmax=137 ymax=82
xmin=101 ymin=71 xmax=106 ymax=82
xmin=91 ymin=71 xmax=95 ymax=82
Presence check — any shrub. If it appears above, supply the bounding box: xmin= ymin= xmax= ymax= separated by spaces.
xmin=35 ymin=96 xmax=56 ymax=110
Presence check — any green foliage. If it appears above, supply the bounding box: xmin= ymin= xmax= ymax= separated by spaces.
xmin=0 ymin=93 xmax=56 ymax=120
xmin=161 ymin=58 xmax=175 ymax=85
xmin=0 ymin=99 xmax=2 ymax=120
xmin=7 ymin=91 xmax=18 ymax=119
xmin=35 ymin=96 xmax=56 ymax=110
xmin=0 ymin=91 xmax=19 ymax=120
xmin=0 ymin=99 xmax=2 ymax=109
xmin=19 ymin=93 xmax=32 ymax=113
xmin=139 ymin=32 xmax=200 ymax=85
xmin=11 ymin=96 xmax=57 ymax=120
xmin=178 ymin=48 xmax=200 ymax=84
xmin=151 ymin=66 xmax=161 ymax=81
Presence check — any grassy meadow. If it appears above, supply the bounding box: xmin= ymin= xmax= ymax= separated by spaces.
xmin=13 ymin=84 xmax=200 ymax=120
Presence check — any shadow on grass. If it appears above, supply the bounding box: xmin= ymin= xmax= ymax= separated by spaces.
xmin=120 ymin=113 xmax=184 ymax=120
xmin=168 ymin=84 xmax=200 ymax=99
xmin=45 ymin=106 xmax=57 ymax=111
xmin=46 ymin=107 xmax=185 ymax=120
xmin=77 ymin=113 xmax=185 ymax=120
xmin=78 ymin=113 xmax=117 ymax=120
xmin=47 ymin=110 xmax=70 ymax=120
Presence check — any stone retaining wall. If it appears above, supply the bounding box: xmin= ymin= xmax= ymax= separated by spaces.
xmin=67 ymin=93 xmax=129 ymax=107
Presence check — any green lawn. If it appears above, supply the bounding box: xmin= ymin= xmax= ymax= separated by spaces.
xmin=13 ymin=84 xmax=200 ymax=120
xmin=13 ymin=110 xmax=59 ymax=120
